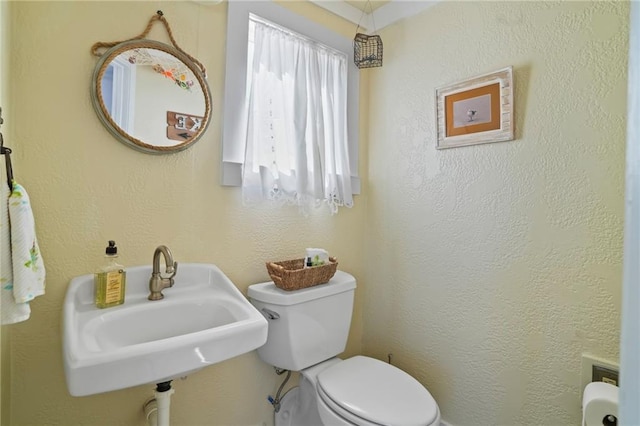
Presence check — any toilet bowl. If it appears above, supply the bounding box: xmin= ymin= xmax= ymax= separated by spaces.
xmin=316 ymin=356 xmax=440 ymax=425
xmin=248 ymin=271 xmax=442 ymax=426
xmin=275 ymin=357 xmax=440 ymax=426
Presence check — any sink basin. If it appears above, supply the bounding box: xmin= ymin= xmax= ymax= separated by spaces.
xmin=63 ymin=263 xmax=268 ymax=396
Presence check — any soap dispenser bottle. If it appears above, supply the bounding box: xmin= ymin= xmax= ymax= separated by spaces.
xmin=95 ymin=240 xmax=126 ymax=309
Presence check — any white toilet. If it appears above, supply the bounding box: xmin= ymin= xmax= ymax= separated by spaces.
xmin=248 ymin=270 xmax=441 ymax=426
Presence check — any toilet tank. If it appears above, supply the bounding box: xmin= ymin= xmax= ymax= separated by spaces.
xmin=248 ymin=270 xmax=356 ymax=371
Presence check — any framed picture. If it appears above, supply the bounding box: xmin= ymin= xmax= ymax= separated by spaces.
xmin=436 ymin=66 xmax=514 ymax=149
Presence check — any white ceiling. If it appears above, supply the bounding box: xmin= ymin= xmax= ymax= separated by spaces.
xmin=194 ymin=0 xmax=438 ymax=33
xmin=344 ymin=0 xmax=390 ymax=12
xmin=309 ymin=0 xmax=439 ymax=32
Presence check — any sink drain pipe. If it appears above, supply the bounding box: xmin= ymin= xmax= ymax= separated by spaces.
xmin=144 ymin=381 xmax=175 ymax=426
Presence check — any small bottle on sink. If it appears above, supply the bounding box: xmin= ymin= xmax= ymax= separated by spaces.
xmin=95 ymin=240 xmax=126 ymax=308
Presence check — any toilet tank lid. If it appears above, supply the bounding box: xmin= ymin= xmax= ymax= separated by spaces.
xmin=248 ymin=270 xmax=356 ymax=305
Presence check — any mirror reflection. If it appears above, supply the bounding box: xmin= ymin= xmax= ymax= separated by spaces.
xmin=91 ymin=40 xmax=211 ymax=154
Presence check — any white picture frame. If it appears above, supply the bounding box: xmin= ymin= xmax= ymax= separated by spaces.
xmin=436 ymin=66 xmax=514 ymax=149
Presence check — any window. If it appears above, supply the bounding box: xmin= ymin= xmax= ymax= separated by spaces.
xmin=222 ymin=1 xmax=360 ymax=213
xmin=102 ymin=57 xmax=135 ymax=134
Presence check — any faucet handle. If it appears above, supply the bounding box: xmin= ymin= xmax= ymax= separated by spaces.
xmin=166 ymin=261 xmax=178 ymax=279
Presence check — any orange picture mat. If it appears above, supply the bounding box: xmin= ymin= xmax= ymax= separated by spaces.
xmin=445 ymin=83 xmax=501 ymax=137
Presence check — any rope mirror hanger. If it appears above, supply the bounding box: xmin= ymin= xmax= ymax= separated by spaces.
xmin=91 ymin=10 xmax=207 ymax=78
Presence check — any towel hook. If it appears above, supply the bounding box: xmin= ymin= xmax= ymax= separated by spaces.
xmin=0 ymin=107 xmax=15 ymax=191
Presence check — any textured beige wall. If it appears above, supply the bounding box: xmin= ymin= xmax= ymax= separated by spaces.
xmin=364 ymin=1 xmax=627 ymax=425
xmin=6 ymin=1 xmax=365 ymax=425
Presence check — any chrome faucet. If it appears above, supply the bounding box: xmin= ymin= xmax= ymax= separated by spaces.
xmin=148 ymin=245 xmax=178 ymax=301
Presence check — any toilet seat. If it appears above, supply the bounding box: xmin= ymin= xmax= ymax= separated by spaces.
xmin=316 ymin=356 xmax=440 ymax=426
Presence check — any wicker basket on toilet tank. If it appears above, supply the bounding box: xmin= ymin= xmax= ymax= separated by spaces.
xmin=266 ymin=257 xmax=338 ymax=291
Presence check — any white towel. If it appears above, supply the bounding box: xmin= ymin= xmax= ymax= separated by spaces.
xmin=305 ymin=248 xmax=329 ymax=266
xmin=1 ymin=182 xmax=46 ymax=325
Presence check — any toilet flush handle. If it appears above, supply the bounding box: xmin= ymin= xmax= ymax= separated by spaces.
xmin=261 ymin=308 xmax=280 ymax=320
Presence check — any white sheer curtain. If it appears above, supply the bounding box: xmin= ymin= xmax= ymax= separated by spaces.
xmin=242 ymin=16 xmax=353 ymax=214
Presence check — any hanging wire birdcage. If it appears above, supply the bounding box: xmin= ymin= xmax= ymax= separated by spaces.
xmin=353 ymin=1 xmax=383 ymax=69
xmin=354 ymin=33 xmax=383 ymax=69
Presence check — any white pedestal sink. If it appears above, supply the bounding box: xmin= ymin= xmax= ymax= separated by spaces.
xmin=63 ymin=263 xmax=268 ymax=396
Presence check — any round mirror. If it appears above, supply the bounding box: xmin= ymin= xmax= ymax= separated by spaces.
xmin=91 ymin=40 xmax=211 ymax=154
